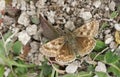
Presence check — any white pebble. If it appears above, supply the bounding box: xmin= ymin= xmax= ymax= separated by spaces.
xmin=109 ymin=41 xmax=116 ymax=49
xmin=114 ymin=24 xmax=120 ymax=31
xmin=47 ymin=11 xmax=55 ymax=24
xmin=20 ymin=0 xmax=27 ymax=10
xmin=0 ymin=0 xmax=5 ymax=11
xmin=95 ymin=62 xmax=107 ymax=73
xmin=65 ymin=20 xmax=75 ymax=31
xmin=93 ymin=0 xmax=101 ymax=8
xmin=105 ymin=36 xmax=114 ymax=44
xmin=18 ymin=12 xmax=30 ymax=26
xmin=26 ymin=24 xmax=37 ymax=35
xmin=109 ymin=1 xmax=116 ymax=11
xmin=4 ymin=68 xmax=11 ymax=77
xmin=18 ymin=30 xmax=31 ymax=45
xmin=80 ymin=12 xmax=92 ymax=20
xmin=65 ymin=61 xmax=79 ymax=73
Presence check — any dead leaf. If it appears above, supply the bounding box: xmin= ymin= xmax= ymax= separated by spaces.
xmin=19 ymin=44 xmax=31 ymax=60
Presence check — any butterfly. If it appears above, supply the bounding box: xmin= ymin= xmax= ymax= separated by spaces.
xmin=40 ymin=20 xmax=99 ymax=64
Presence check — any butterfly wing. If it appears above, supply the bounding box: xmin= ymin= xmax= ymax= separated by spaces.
xmin=40 ymin=36 xmax=64 ymax=57
xmin=73 ymin=20 xmax=99 ymax=37
xmin=55 ymin=43 xmax=76 ymax=64
xmin=76 ymin=36 xmax=96 ymax=56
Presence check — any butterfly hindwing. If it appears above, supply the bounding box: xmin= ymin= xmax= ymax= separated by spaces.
xmin=55 ymin=43 xmax=76 ymax=64
xmin=76 ymin=36 xmax=96 ymax=56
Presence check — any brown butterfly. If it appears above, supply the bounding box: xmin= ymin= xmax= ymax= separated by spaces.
xmin=40 ymin=20 xmax=99 ymax=64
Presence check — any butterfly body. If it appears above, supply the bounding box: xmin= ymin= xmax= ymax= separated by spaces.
xmin=40 ymin=20 xmax=99 ymax=64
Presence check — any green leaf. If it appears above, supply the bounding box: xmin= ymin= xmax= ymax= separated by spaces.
xmin=0 ymin=54 xmax=35 ymax=67
xmin=6 ymin=41 xmax=13 ymax=54
xmin=95 ymin=72 xmax=108 ymax=77
xmin=63 ymin=74 xmax=76 ymax=77
xmin=77 ymin=71 xmax=92 ymax=77
xmin=41 ymin=62 xmax=52 ymax=76
xmin=0 ymin=65 xmax=5 ymax=77
xmin=0 ymin=40 xmax=5 ymax=55
xmin=101 ymin=22 xmax=109 ymax=29
xmin=94 ymin=40 xmax=107 ymax=52
xmin=12 ymin=41 xmax=22 ymax=55
xmin=108 ymin=62 xmax=120 ymax=77
xmin=30 ymin=15 xmax=40 ymax=24
xmin=110 ymin=11 xmax=118 ymax=19
xmin=15 ymin=67 xmax=28 ymax=75
xmin=51 ymin=69 xmax=56 ymax=77
xmin=3 ymin=31 xmax=12 ymax=41
xmin=104 ymin=51 xmax=119 ymax=64
xmin=87 ymin=65 xmax=95 ymax=72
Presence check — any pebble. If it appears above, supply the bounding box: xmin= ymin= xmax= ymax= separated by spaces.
xmin=4 ymin=68 xmax=11 ymax=77
xmin=26 ymin=24 xmax=37 ymax=35
xmin=18 ymin=12 xmax=30 ymax=26
xmin=95 ymin=62 xmax=107 ymax=73
xmin=93 ymin=0 xmax=101 ymax=8
xmin=114 ymin=24 xmax=120 ymax=31
xmin=80 ymin=12 xmax=92 ymax=20
xmin=65 ymin=61 xmax=79 ymax=73
xmin=30 ymin=41 xmax=39 ymax=50
xmin=109 ymin=41 xmax=117 ymax=49
xmin=65 ymin=20 xmax=75 ymax=31
xmin=0 ymin=0 xmax=5 ymax=11
xmin=105 ymin=36 xmax=114 ymax=44
xmin=47 ymin=11 xmax=56 ymax=24
xmin=18 ymin=30 xmax=31 ymax=45
xmin=109 ymin=1 xmax=116 ymax=11
xmin=104 ymin=29 xmax=111 ymax=35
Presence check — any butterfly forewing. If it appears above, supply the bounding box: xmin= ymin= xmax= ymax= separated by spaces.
xmin=74 ymin=20 xmax=99 ymax=37
xmin=40 ymin=36 xmax=64 ymax=57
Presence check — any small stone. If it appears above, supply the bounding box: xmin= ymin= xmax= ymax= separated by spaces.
xmin=38 ymin=53 xmax=44 ymax=62
xmin=36 ymin=0 xmax=46 ymax=8
xmin=109 ymin=1 xmax=116 ymax=11
xmin=66 ymin=7 xmax=70 ymax=13
xmin=47 ymin=11 xmax=56 ymax=24
xmin=109 ymin=41 xmax=117 ymax=49
xmin=95 ymin=62 xmax=107 ymax=73
xmin=0 ymin=0 xmax=5 ymax=11
xmin=80 ymin=12 xmax=92 ymax=20
xmin=71 ymin=1 xmax=77 ymax=7
xmin=93 ymin=0 xmax=101 ymax=8
xmin=105 ymin=36 xmax=114 ymax=44
xmin=18 ymin=30 xmax=31 ymax=45
xmin=30 ymin=15 xmax=40 ymax=24
xmin=20 ymin=0 xmax=27 ymax=10
xmin=30 ymin=41 xmax=39 ymax=50
xmin=114 ymin=24 xmax=120 ymax=31
xmin=26 ymin=24 xmax=37 ymax=35
xmin=3 ymin=16 xmax=15 ymax=26
xmin=18 ymin=12 xmax=30 ymax=26
xmin=65 ymin=61 xmax=79 ymax=73
xmin=104 ymin=29 xmax=111 ymax=34
xmin=65 ymin=20 xmax=75 ymax=31
xmin=4 ymin=68 xmax=11 ymax=77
